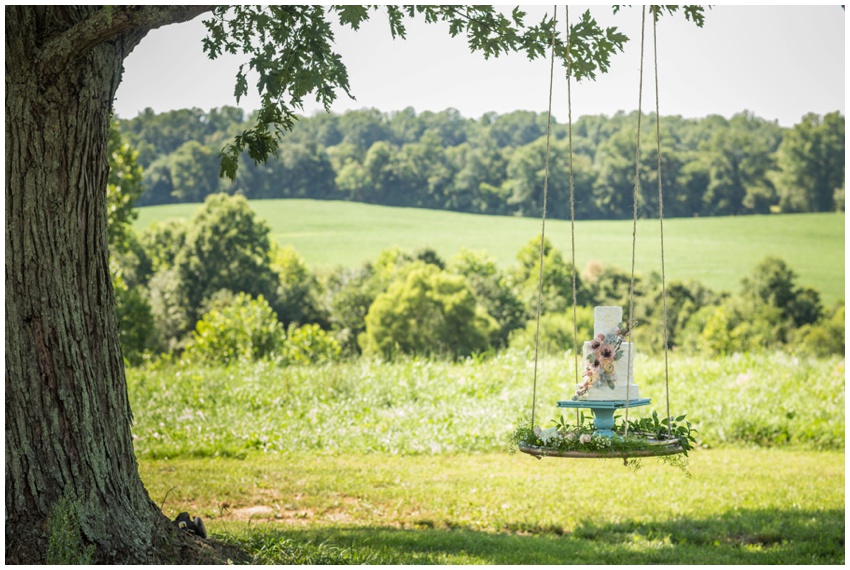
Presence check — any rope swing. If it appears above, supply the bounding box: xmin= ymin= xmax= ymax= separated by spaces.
xmin=519 ymin=5 xmax=689 ymax=461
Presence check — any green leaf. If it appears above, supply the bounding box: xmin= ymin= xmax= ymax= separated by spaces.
xmin=333 ymin=5 xmax=370 ymax=30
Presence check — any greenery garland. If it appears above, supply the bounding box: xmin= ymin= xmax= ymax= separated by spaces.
xmin=509 ymin=410 xmax=697 ymax=473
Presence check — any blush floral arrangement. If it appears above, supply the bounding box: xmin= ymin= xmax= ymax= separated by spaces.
xmin=573 ymin=321 xmax=629 ymax=400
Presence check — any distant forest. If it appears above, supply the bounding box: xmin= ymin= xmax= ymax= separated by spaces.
xmin=116 ymin=106 xmax=844 ymax=219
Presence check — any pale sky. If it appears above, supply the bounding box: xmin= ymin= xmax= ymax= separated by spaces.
xmin=114 ymin=5 xmax=845 ymax=127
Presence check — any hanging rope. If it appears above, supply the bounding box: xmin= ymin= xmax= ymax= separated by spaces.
xmin=624 ymin=6 xmax=647 ymax=438
xmin=530 ymin=5 xmax=559 ymax=429
xmin=565 ymin=5 xmax=581 ymax=428
xmin=528 ymin=6 xmax=676 ymax=447
xmin=652 ymin=9 xmax=673 ymax=438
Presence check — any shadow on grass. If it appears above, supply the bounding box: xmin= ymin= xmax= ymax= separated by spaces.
xmin=223 ymin=507 xmax=844 ymax=565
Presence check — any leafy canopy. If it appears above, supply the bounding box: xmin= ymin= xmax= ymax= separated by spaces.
xmin=201 ymin=5 xmax=705 ymax=179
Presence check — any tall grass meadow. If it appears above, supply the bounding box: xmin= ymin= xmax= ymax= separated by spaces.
xmin=127 ymin=351 xmax=844 ymax=459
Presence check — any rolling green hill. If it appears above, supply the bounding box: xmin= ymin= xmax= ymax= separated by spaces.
xmin=134 ymin=200 xmax=845 ymax=303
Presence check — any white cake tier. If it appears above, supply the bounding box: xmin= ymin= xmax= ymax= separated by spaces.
xmin=575 ymin=383 xmax=641 ymax=401
xmin=594 ymin=306 xmax=623 ymax=337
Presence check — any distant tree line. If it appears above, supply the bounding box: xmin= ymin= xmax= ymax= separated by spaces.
xmin=116 ymin=106 xmax=845 ymax=219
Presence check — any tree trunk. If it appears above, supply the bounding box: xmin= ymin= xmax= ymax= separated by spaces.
xmin=4 ymin=7 xmax=184 ymax=563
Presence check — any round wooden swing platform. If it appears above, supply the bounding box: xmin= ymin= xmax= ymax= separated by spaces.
xmin=518 ymin=397 xmax=683 ymax=459
xmin=518 ymin=439 xmax=683 ymax=459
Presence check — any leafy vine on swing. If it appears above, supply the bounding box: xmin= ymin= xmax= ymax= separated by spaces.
xmin=509 ymin=410 xmax=698 ymax=472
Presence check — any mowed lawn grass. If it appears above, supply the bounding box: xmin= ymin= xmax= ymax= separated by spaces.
xmin=129 ymin=353 xmax=844 ymax=563
xmin=134 ymin=199 xmax=845 ymax=303
xmin=138 ymin=449 xmax=845 ymax=564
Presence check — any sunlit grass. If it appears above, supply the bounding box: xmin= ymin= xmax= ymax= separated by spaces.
xmin=138 ymin=449 xmax=845 ymax=564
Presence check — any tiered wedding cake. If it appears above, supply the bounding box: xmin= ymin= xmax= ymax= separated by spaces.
xmin=574 ymin=306 xmax=640 ymax=401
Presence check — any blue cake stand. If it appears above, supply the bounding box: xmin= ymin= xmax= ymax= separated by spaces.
xmin=557 ymin=398 xmax=651 ymax=438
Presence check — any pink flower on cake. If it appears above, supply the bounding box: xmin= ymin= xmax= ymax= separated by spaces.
xmin=574 ymin=310 xmax=633 ymax=398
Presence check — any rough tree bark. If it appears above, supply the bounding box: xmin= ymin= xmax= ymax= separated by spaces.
xmin=5 ymin=6 xmax=213 ymax=563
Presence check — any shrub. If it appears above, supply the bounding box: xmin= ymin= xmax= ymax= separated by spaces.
xmin=147 ymin=268 xmax=191 ymax=353
xmin=360 ymin=263 xmax=497 ymax=359
xmin=742 ymin=256 xmax=823 ymax=327
xmin=112 ymin=267 xmax=154 ymax=365
xmin=794 ymin=302 xmax=845 ymax=357
xmin=511 ymin=236 xmax=588 ymax=316
xmin=582 ymin=261 xmax=634 ymax=307
xmin=323 ymin=263 xmax=382 ymax=355
xmin=632 ymin=278 xmax=723 ymax=352
xmin=271 ymin=244 xmax=328 ymax=328
xmin=508 ymin=306 xmax=594 ymax=355
xmin=448 ymin=248 xmax=525 ymax=347
xmin=682 ymin=298 xmax=790 ymax=355
xmin=140 ymin=218 xmax=187 ymax=273
xmin=283 ymin=323 xmax=342 ymax=365
xmin=186 ymin=293 xmax=285 ymax=365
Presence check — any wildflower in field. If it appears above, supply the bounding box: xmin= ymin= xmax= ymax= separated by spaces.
xmin=736 ymin=372 xmax=753 ymax=386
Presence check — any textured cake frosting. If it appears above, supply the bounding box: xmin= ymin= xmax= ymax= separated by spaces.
xmin=575 ymin=306 xmax=640 ymax=401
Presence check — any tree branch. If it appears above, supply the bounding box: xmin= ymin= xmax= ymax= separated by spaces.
xmin=39 ymin=5 xmax=214 ymax=66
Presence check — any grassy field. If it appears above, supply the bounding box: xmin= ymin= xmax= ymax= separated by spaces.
xmin=138 ymin=449 xmax=844 ymax=564
xmin=129 ymin=353 xmax=844 ymax=562
xmin=133 ymin=199 xmax=845 ymax=303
